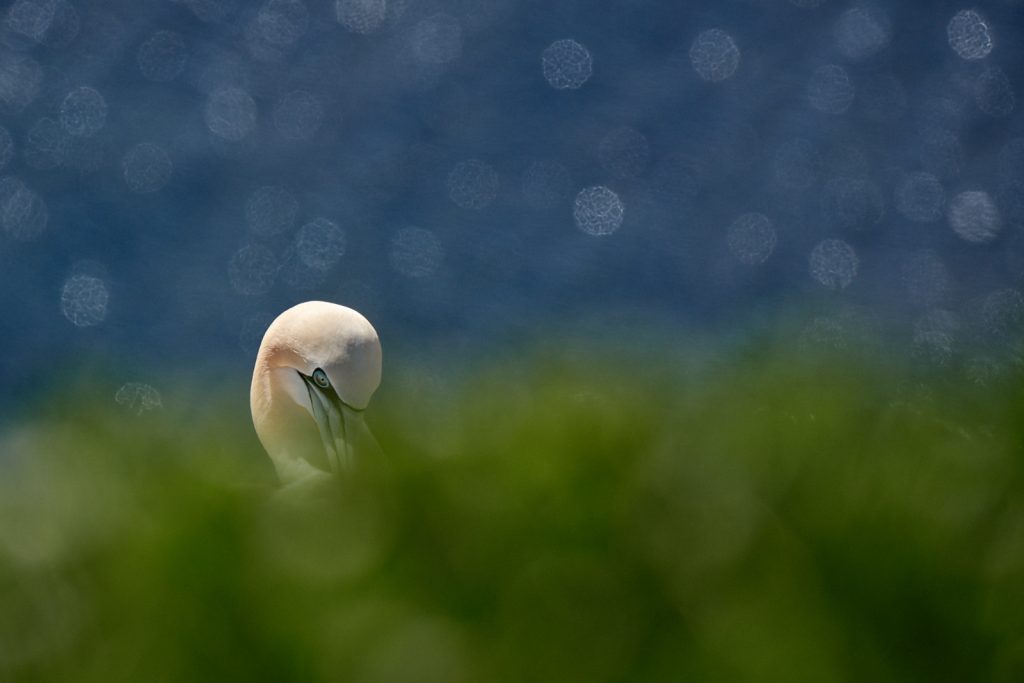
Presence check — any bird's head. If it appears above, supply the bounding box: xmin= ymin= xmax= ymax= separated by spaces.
xmin=250 ymin=301 xmax=382 ymax=486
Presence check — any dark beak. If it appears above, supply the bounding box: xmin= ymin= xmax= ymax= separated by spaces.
xmin=299 ymin=372 xmax=355 ymax=474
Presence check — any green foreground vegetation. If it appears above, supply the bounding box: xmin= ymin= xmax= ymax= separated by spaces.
xmin=2 ymin=339 xmax=1024 ymax=682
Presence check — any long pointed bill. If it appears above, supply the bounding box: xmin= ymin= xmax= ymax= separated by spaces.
xmin=302 ymin=375 xmax=356 ymax=474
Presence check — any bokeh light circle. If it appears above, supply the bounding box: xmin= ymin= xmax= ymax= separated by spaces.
xmin=60 ymin=274 xmax=109 ymax=326
xmin=689 ymin=29 xmax=740 ymax=83
xmin=0 ymin=52 xmax=43 ymax=112
xmin=947 ymin=10 xmax=993 ymax=60
xmin=59 ymin=86 xmax=107 ymax=137
xmin=0 ymin=176 xmax=47 ymax=240
xmin=809 ymin=238 xmax=858 ymax=290
xmin=808 ymin=65 xmax=856 ymax=114
xmin=948 ymin=190 xmax=1002 ymax=243
xmin=296 ymin=218 xmax=346 ymax=270
xmin=255 ymin=0 xmax=309 ymax=47
xmin=115 ymin=382 xmax=162 ymax=415
xmin=411 ymin=14 xmax=461 ymax=65
xmin=336 ymin=0 xmax=387 ymax=35
xmin=574 ymin=186 xmax=624 ymax=236
xmin=727 ymin=213 xmax=776 ymax=265
xmin=834 ymin=6 xmax=891 ymax=61
xmin=205 ymin=86 xmax=258 ymax=142
xmin=975 ymin=67 xmax=1015 ymax=118
xmin=542 ymin=39 xmax=592 ymax=90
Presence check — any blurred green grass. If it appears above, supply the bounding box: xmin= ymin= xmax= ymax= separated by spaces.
xmin=2 ymin=339 xmax=1024 ymax=682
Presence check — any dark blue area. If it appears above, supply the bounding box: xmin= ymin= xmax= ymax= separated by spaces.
xmin=1 ymin=0 xmax=1023 ymax=408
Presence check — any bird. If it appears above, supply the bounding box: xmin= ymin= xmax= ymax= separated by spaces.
xmin=251 ymin=301 xmax=382 ymax=493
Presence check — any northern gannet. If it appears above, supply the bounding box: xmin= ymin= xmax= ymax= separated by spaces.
xmin=251 ymin=301 xmax=382 ymax=492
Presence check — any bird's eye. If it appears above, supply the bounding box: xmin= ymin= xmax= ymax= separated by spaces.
xmin=312 ymin=368 xmax=330 ymax=389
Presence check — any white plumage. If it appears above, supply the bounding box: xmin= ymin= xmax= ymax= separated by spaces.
xmin=251 ymin=301 xmax=382 ymax=491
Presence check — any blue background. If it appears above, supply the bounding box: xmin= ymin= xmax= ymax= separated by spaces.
xmin=1 ymin=0 xmax=1023 ymax=409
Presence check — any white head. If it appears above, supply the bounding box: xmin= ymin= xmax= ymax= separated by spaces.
xmin=250 ymin=301 xmax=382 ymax=486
